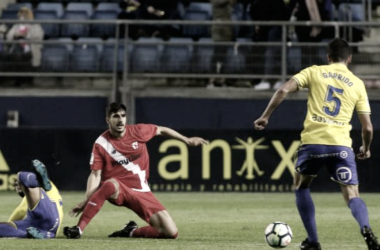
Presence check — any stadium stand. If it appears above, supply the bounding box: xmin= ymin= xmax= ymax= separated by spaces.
xmin=182 ymin=9 xmax=211 ymax=39
xmin=35 ymin=2 xmax=64 ymax=18
xmin=130 ymin=37 xmax=163 ymax=73
xmin=192 ymin=37 xmax=214 ymax=74
xmin=100 ymin=39 xmax=130 ymax=72
xmin=70 ymin=37 xmax=102 ymax=72
xmin=41 ymin=43 xmax=70 ymax=72
xmin=162 ymin=37 xmax=193 ymax=73
xmin=60 ymin=10 xmax=90 ymax=37
xmin=90 ymin=10 xmax=119 ymax=38
xmin=34 ymin=10 xmax=60 ymax=38
xmin=66 ymin=2 xmax=94 ymax=18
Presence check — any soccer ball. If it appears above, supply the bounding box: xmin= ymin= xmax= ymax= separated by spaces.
xmin=264 ymin=221 xmax=293 ymax=248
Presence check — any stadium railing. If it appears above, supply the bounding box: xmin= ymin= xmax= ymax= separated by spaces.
xmin=1 ymin=18 xmax=380 ymax=101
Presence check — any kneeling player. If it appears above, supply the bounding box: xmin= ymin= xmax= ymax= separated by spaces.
xmin=0 ymin=159 xmax=63 ymax=239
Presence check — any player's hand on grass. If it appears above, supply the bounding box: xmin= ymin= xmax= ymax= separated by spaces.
xmin=356 ymin=146 xmax=371 ymax=160
xmin=69 ymin=200 xmax=87 ymax=217
xmin=187 ymin=137 xmax=208 ymax=147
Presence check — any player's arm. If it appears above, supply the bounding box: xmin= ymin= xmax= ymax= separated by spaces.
xmin=156 ymin=126 xmax=208 ymax=147
xmin=254 ymin=78 xmax=299 ymax=130
xmin=69 ymin=170 xmax=102 ymax=217
xmin=356 ymin=113 xmax=373 ymax=159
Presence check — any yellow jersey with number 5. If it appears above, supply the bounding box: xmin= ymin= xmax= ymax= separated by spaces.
xmin=292 ymin=63 xmax=371 ymax=147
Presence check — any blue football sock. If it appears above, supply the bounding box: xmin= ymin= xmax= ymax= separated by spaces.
xmin=0 ymin=223 xmax=28 ymax=238
xmin=295 ymin=188 xmax=319 ymax=243
xmin=348 ymin=197 xmax=370 ymax=230
xmin=18 ymin=171 xmax=40 ymax=188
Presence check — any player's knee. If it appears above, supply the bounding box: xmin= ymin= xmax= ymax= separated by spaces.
xmin=102 ymin=179 xmax=119 ymax=198
xmin=165 ymin=229 xmax=178 ymax=239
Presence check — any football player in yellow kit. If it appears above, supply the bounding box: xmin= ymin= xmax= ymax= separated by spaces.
xmin=254 ymin=38 xmax=379 ymax=250
xmin=0 ymin=159 xmax=63 ymax=239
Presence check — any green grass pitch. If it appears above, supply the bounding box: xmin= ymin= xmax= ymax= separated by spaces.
xmin=0 ymin=191 xmax=379 ymax=250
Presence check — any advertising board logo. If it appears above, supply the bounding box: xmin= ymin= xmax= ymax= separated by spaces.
xmin=157 ymin=137 xmax=301 ymax=181
xmin=0 ymin=150 xmax=10 ymax=172
xmin=0 ymin=149 xmax=16 ymax=191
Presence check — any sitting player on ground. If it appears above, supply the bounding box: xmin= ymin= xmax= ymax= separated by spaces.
xmin=0 ymin=159 xmax=63 ymax=239
xmin=64 ymin=102 xmax=208 ymax=239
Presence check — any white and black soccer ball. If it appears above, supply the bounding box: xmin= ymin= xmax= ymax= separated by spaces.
xmin=264 ymin=221 xmax=293 ymax=248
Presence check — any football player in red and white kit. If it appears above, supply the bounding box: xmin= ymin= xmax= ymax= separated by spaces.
xmin=64 ymin=102 xmax=208 ymax=239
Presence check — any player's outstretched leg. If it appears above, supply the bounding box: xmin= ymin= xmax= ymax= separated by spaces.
xmin=108 ymin=221 xmax=137 ymax=237
xmin=362 ymin=226 xmax=380 ymax=250
xmin=63 ymin=226 xmax=82 ymax=239
xmin=26 ymin=227 xmax=45 ymax=239
xmin=32 ymin=159 xmax=52 ymax=191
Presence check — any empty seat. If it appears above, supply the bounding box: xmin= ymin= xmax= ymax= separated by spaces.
xmin=66 ymin=2 xmax=94 ymax=17
xmin=96 ymin=2 xmax=120 ymax=12
xmin=90 ymin=10 xmax=118 ymax=38
xmin=130 ymin=38 xmax=163 ymax=73
xmin=100 ymin=39 xmax=132 ymax=72
xmin=162 ymin=38 xmax=193 ymax=73
xmin=71 ymin=43 xmax=100 ymax=72
xmin=36 ymin=2 xmax=64 ymax=18
xmin=6 ymin=3 xmax=33 ymax=11
xmin=61 ymin=10 xmax=90 ymax=37
xmin=338 ymin=3 xmax=364 ymax=22
xmin=182 ymin=10 xmax=210 ymax=38
xmin=192 ymin=38 xmax=214 ymax=73
xmin=187 ymin=2 xmax=212 ymax=18
xmin=1 ymin=9 xmax=19 ymax=20
xmin=222 ymin=44 xmax=246 ymax=74
xmin=34 ymin=10 xmax=60 ymax=38
xmin=41 ymin=44 xmax=70 ymax=72
xmin=77 ymin=37 xmax=103 ymax=54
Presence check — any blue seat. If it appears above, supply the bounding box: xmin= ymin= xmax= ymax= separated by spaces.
xmin=71 ymin=42 xmax=100 ymax=72
xmin=192 ymin=38 xmax=214 ymax=73
xmin=162 ymin=38 xmax=193 ymax=73
xmin=182 ymin=10 xmax=210 ymax=38
xmin=6 ymin=3 xmax=33 ymax=11
xmin=61 ymin=10 xmax=90 ymax=37
xmin=41 ymin=44 xmax=70 ymax=72
xmin=90 ymin=10 xmax=118 ymax=38
xmin=338 ymin=3 xmax=364 ymax=22
xmin=130 ymin=38 xmax=162 ymax=73
xmin=77 ymin=37 xmax=103 ymax=54
xmin=0 ymin=9 xmax=19 ymax=20
xmin=232 ymin=3 xmax=244 ymax=20
xmin=96 ymin=2 xmax=120 ymax=12
xmin=34 ymin=10 xmax=60 ymax=38
xmin=100 ymin=39 xmax=132 ymax=72
xmin=66 ymin=2 xmax=94 ymax=17
xmin=57 ymin=37 xmax=74 ymax=52
xmin=187 ymin=2 xmax=212 ymax=18
xmin=222 ymin=44 xmax=246 ymax=74
xmin=36 ymin=2 xmax=64 ymax=18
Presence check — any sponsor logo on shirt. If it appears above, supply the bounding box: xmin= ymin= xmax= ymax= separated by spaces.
xmin=132 ymin=141 xmax=138 ymax=149
xmin=112 ymin=158 xmax=130 ymax=166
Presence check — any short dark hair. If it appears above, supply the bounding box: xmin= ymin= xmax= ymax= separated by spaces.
xmin=328 ymin=38 xmax=351 ymax=62
xmin=106 ymin=102 xmax=127 ymax=117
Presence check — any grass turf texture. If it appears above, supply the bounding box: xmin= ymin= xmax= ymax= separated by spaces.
xmin=0 ymin=192 xmax=379 ymax=250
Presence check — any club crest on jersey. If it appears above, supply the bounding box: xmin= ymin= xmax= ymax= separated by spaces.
xmin=132 ymin=141 xmax=138 ymax=149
